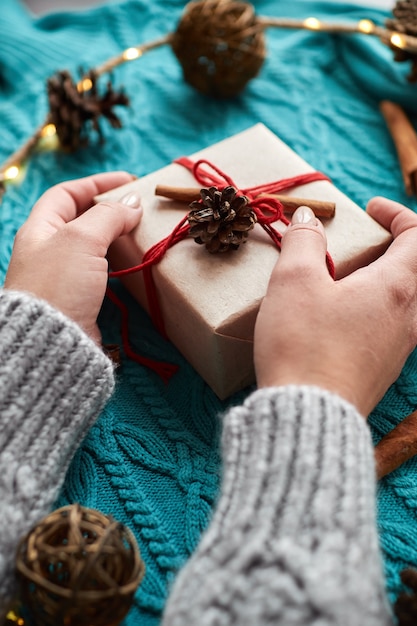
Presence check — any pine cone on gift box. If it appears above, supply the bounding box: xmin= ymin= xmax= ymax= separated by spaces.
xmin=386 ymin=0 xmax=417 ymax=81
xmin=188 ymin=185 xmax=257 ymax=253
xmin=47 ymin=70 xmax=129 ymax=151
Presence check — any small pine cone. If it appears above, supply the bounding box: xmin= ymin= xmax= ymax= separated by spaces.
xmin=387 ymin=0 xmax=417 ymax=36
xmin=47 ymin=70 xmax=129 ymax=151
xmin=395 ymin=568 xmax=417 ymax=626
xmin=188 ymin=185 xmax=257 ymax=253
xmin=386 ymin=0 xmax=417 ymax=81
xmin=171 ymin=0 xmax=266 ymax=97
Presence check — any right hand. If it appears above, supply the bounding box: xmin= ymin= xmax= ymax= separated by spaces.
xmin=254 ymin=198 xmax=417 ymax=417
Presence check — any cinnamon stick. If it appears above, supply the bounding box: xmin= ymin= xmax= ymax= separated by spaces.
xmin=380 ymin=100 xmax=417 ymax=197
xmin=155 ymin=184 xmax=335 ymax=218
xmin=374 ymin=409 xmax=417 ymax=479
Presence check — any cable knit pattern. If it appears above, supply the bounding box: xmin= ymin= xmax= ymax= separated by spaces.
xmin=1 ymin=1 xmax=417 ymax=624
xmin=0 ymin=290 xmax=114 ymax=613
xmin=162 ymin=386 xmax=392 ymax=625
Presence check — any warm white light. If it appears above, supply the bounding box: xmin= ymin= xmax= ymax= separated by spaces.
xmin=41 ymin=123 xmax=57 ymax=137
xmin=358 ymin=19 xmax=375 ymax=34
xmin=77 ymin=77 xmax=93 ymax=92
xmin=4 ymin=165 xmax=19 ymax=180
xmin=390 ymin=33 xmax=407 ymax=49
xmin=123 ymin=47 xmax=142 ymax=61
xmin=303 ymin=17 xmax=321 ymax=30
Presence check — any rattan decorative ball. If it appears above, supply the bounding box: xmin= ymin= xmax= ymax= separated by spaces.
xmin=16 ymin=504 xmax=145 ymax=626
xmin=386 ymin=0 xmax=417 ymax=81
xmin=395 ymin=568 xmax=417 ymax=626
xmin=171 ymin=0 xmax=266 ymax=97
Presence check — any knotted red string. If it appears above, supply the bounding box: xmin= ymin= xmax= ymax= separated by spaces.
xmin=109 ymin=158 xmax=335 ymax=381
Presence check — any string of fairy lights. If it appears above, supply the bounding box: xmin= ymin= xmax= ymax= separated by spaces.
xmin=0 ymin=13 xmax=415 ymax=196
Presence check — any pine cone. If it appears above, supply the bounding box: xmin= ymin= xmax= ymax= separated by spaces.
xmin=188 ymin=185 xmax=257 ymax=253
xmin=386 ymin=0 xmax=417 ymax=81
xmin=395 ymin=568 xmax=417 ymax=626
xmin=171 ymin=0 xmax=266 ymax=97
xmin=47 ymin=70 xmax=129 ymax=151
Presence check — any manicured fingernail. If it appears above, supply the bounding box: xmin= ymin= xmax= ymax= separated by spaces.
xmin=292 ymin=205 xmax=317 ymax=225
xmin=120 ymin=191 xmax=141 ymax=208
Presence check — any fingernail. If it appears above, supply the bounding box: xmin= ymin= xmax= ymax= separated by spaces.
xmin=129 ymin=174 xmax=138 ymax=180
xmin=291 ymin=205 xmax=317 ymax=225
xmin=119 ymin=191 xmax=141 ymax=209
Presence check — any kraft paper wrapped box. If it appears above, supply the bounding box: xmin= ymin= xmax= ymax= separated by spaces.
xmin=98 ymin=124 xmax=392 ymax=399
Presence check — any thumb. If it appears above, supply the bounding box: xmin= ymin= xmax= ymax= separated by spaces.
xmin=70 ymin=193 xmax=143 ymax=255
xmin=277 ymin=205 xmax=329 ymax=279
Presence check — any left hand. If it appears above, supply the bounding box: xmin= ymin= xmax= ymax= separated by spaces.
xmin=4 ymin=172 xmax=142 ymax=343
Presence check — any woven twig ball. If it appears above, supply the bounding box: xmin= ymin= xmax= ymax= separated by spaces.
xmin=171 ymin=0 xmax=266 ymax=97
xmin=16 ymin=504 xmax=145 ymax=626
xmin=386 ymin=0 xmax=417 ymax=81
xmin=395 ymin=568 xmax=417 ymax=625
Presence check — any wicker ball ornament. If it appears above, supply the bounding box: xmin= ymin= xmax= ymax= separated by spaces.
xmin=171 ymin=0 xmax=266 ymax=97
xmin=16 ymin=504 xmax=145 ymax=626
xmin=395 ymin=568 xmax=417 ymax=625
xmin=386 ymin=0 xmax=417 ymax=81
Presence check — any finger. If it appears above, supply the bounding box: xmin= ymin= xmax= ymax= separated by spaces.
xmin=366 ymin=196 xmax=417 ymax=274
xmin=26 ymin=171 xmax=135 ymax=235
xmin=66 ymin=199 xmax=143 ymax=255
xmin=366 ymin=196 xmax=417 ymax=239
xmin=273 ymin=206 xmax=330 ymax=281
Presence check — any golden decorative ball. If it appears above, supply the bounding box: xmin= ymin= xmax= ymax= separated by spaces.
xmin=171 ymin=0 xmax=266 ymax=97
xmin=16 ymin=504 xmax=145 ymax=626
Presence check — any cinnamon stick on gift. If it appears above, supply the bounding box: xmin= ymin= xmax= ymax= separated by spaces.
xmin=375 ymin=409 xmax=417 ymax=479
xmin=155 ymin=184 xmax=336 ymax=219
xmin=380 ymin=100 xmax=417 ymax=197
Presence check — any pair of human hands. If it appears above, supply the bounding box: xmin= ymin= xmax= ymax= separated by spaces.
xmin=5 ymin=172 xmax=417 ymax=417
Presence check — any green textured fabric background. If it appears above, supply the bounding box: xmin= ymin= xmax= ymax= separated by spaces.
xmin=2 ymin=0 xmax=417 ymax=623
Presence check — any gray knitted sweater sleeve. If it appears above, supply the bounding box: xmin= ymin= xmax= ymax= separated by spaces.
xmin=0 ymin=289 xmax=394 ymax=625
xmin=0 ymin=289 xmax=115 ymax=613
xmin=162 ymin=386 xmax=394 ymax=626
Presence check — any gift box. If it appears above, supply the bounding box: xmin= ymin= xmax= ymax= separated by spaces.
xmin=98 ymin=124 xmax=392 ymax=399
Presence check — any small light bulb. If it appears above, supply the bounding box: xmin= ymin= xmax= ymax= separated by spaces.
xmin=303 ymin=17 xmax=321 ymax=30
xmin=77 ymin=77 xmax=93 ymax=92
xmin=5 ymin=610 xmax=24 ymax=624
xmin=358 ymin=19 xmax=375 ymax=34
xmin=390 ymin=32 xmax=407 ymax=49
xmin=4 ymin=165 xmax=20 ymax=180
xmin=123 ymin=47 xmax=142 ymax=61
xmin=41 ymin=123 xmax=57 ymax=137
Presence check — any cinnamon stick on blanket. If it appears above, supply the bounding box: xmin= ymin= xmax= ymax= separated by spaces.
xmin=375 ymin=409 xmax=417 ymax=479
xmin=380 ymin=100 xmax=417 ymax=197
xmin=155 ymin=184 xmax=336 ymax=219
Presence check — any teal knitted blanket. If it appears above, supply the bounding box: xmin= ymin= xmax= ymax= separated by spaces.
xmin=2 ymin=0 xmax=417 ymax=622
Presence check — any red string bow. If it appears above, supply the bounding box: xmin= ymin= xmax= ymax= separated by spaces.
xmin=109 ymin=158 xmax=335 ymax=382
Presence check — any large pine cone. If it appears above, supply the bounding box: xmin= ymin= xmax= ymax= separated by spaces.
xmin=47 ymin=70 xmax=129 ymax=151
xmin=188 ymin=185 xmax=257 ymax=252
xmin=386 ymin=0 xmax=417 ymax=81
xmin=171 ymin=0 xmax=266 ymax=97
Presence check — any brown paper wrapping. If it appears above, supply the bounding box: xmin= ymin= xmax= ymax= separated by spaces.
xmin=97 ymin=124 xmax=392 ymax=399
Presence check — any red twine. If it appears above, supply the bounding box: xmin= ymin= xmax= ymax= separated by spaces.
xmin=108 ymin=158 xmax=335 ymax=382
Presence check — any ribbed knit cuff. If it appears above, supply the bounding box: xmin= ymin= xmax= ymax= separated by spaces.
xmin=163 ymin=385 xmax=393 ymax=626
xmin=0 ymin=290 xmax=115 ymax=611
